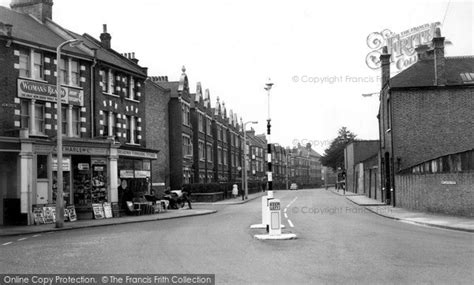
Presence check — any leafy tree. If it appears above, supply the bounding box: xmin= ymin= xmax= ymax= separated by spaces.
xmin=320 ymin=127 xmax=357 ymax=171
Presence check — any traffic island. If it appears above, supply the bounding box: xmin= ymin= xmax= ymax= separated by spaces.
xmin=254 ymin=233 xmax=297 ymax=240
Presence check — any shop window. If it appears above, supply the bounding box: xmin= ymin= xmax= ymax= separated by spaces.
xmin=33 ymin=51 xmax=43 ymax=80
xmin=19 ymin=49 xmax=30 ymax=78
xmin=20 ymin=100 xmax=30 ymax=129
xmin=37 ymin=155 xmax=48 ymax=179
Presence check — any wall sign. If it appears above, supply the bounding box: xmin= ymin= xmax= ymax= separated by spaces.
xmin=52 ymin=157 xmax=71 ymax=171
xmin=17 ymin=79 xmax=84 ymax=106
xmin=118 ymin=149 xmax=158 ymax=159
xmin=120 ymin=170 xmax=134 ymax=178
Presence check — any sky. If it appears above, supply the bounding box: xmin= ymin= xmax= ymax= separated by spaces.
xmin=1 ymin=0 xmax=472 ymax=154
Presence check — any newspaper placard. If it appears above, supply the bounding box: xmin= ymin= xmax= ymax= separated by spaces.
xmin=103 ymin=202 xmax=113 ymax=219
xmin=92 ymin=203 xmax=105 ymax=219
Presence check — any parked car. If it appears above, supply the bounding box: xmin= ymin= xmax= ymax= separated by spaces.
xmin=290 ymin=183 xmax=298 ymax=190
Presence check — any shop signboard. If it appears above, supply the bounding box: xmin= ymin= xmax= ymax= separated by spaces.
xmin=118 ymin=149 xmax=158 ymax=159
xmin=120 ymin=170 xmax=134 ymax=178
xmin=134 ymin=170 xmax=150 ymax=178
xmin=33 ymin=206 xmax=45 ymax=225
xmin=43 ymin=206 xmax=56 ymax=223
xmin=78 ymin=163 xmax=89 ymax=171
xmin=103 ymin=203 xmax=113 ymax=219
xmin=67 ymin=206 xmax=77 ymax=222
xmin=52 ymin=157 xmax=71 ymax=171
xmin=17 ymin=78 xmax=84 ymax=105
xmin=92 ymin=203 xmax=105 ymax=219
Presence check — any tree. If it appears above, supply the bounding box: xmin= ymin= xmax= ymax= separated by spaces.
xmin=320 ymin=127 xmax=357 ymax=171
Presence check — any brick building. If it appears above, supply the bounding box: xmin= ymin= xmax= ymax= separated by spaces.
xmin=246 ymin=129 xmax=267 ymax=185
xmin=145 ymin=77 xmax=171 ymax=191
xmin=288 ymin=144 xmax=322 ymax=189
xmin=0 ymin=0 xmax=156 ymax=225
xmin=378 ymin=28 xmax=474 ymax=216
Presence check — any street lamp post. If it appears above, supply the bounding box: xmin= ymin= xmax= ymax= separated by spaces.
xmin=56 ymin=39 xmax=82 ymax=228
xmin=264 ymin=79 xmax=273 ymax=192
xmin=243 ymin=121 xmax=258 ymax=200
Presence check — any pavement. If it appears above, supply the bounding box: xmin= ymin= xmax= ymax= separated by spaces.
xmin=0 ymin=191 xmax=266 ymax=237
xmin=193 ymin=190 xmax=266 ymax=205
xmin=329 ymin=187 xmax=474 ymax=233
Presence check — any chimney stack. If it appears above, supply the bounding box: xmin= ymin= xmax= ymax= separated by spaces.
xmin=432 ymin=27 xmax=446 ymax=86
xmin=415 ymin=44 xmax=430 ymax=61
xmin=380 ymin=46 xmax=391 ymax=89
xmin=131 ymin=52 xmax=138 ymax=64
xmin=10 ymin=0 xmax=53 ymax=22
xmin=100 ymin=24 xmax=111 ymax=49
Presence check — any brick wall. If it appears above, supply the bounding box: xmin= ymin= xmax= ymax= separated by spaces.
xmin=168 ymin=97 xmax=183 ymax=189
xmin=392 ymin=88 xmax=474 ymax=170
xmin=395 ymin=172 xmax=474 ymax=217
xmin=145 ymin=80 xmax=170 ymax=190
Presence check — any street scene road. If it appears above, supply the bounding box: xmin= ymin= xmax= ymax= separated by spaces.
xmin=1 ymin=189 xmax=472 ymax=284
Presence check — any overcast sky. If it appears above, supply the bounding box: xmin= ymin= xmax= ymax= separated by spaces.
xmin=1 ymin=0 xmax=472 ymax=153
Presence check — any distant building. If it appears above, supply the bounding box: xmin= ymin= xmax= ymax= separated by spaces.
xmin=288 ymin=144 xmax=322 ymax=189
xmin=344 ymin=140 xmax=379 ymax=194
xmin=378 ymin=28 xmax=474 ymax=216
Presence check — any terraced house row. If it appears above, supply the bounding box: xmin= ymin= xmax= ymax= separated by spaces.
xmin=0 ymin=0 xmax=323 ymax=226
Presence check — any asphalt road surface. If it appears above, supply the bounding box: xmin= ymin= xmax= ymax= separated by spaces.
xmin=1 ymin=189 xmax=473 ymax=284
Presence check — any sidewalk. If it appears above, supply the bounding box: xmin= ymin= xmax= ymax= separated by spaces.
xmin=329 ymin=187 xmax=474 ymax=233
xmin=0 ymin=208 xmax=216 ymax=237
xmin=193 ymin=191 xmax=266 ymax=205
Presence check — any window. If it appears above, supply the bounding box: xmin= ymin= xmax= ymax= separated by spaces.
xmin=123 ymin=76 xmax=128 ymax=98
xmin=198 ymin=114 xmax=204 ymax=133
xmin=33 ymin=52 xmax=43 ymax=80
xmin=129 ymin=77 xmax=135 ymax=100
xmin=217 ymin=147 xmax=222 ymax=164
xmin=20 ymin=100 xmax=29 ymax=129
xmin=223 ymin=149 xmax=227 ymax=165
xmin=222 ymin=129 xmax=227 ymax=143
xmin=104 ymin=111 xmax=110 ymax=137
xmin=199 ymin=141 xmax=205 ymax=161
xmin=206 ymin=118 xmax=211 ymax=135
xmin=124 ymin=115 xmax=130 ymax=140
xmin=34 ymin=102 xmax=45 ymax=134
xmin=70 ymin=59 xmax=79 ymax=86
xmin=206 ymin=144 xmax=213 ymax=162
xmin=110 ymin=112 xmax=116 ymax=139
xmin=61 ymin=106 xmax=68 ymax=135
xmin=59 ymin=58 xmax=68 ymax=85
xmin=109 ymin=70 xmax=115 ymax=95
xmin=183 ymin=135 xmax=192 ymax=157
xmin=217 ymin=126 xmax=221 ymax=140
xmin=19 ymin=50 xmax=30 ymax=78
xmin=181 ymin=104 xmax=190 ymax=126
xmin=72 ymin=107 xmax=80 ymax=137
xmin=101 ymin=70 xmax=108 ymax=92
xmin=37 ymin=155 xmax=48 ymax=179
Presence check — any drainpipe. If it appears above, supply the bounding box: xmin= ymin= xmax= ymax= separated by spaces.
xmin=90 ymin=49 xmax=97 ymax=137
xmin=389 ymin=89 xmax=395 ymax=207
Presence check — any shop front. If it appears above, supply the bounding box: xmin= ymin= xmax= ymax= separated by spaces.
xmin=117 ymin=147 xmax=158 ymax=212
xmin=31 ymin=140 xmax=114 ymax=222
xmin=0 ymin=138 xmax=21 ymax=226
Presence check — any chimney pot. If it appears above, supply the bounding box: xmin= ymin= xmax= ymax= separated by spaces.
xmin=100 ymin=24 xmax=111 ymax=49
xmin=432 ymin=28 xmax=446 ymax=86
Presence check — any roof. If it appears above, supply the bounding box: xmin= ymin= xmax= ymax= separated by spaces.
xmin=0 ymin=6 xmax=84 ymax=55
xmin=153 ymin=81 xmax=180 ymax=97
xmin=390 ymin=56 xmax=474 ymax=88
xmin=0 ymin=6 xmax=147 ymax=76
xmin=80 ymin=33 xmax=147 ymax=77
